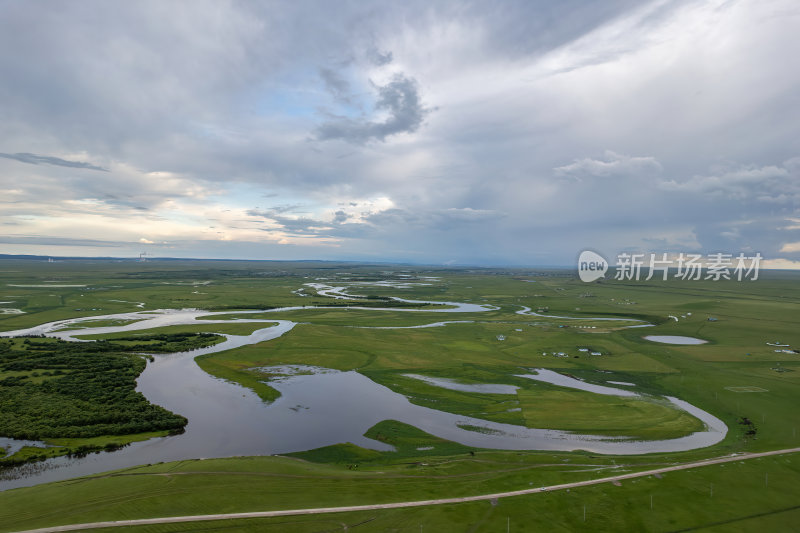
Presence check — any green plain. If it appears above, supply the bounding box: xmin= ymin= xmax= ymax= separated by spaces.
xmin=0 ymin=259 xmax=799 ymax=531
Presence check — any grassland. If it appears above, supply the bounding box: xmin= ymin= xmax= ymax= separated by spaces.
xmin=516 ymin=389 xmax=705 ymax=439
xmin=4 ymin=430 xmax=171 ymax=466
xmin=0 ymin=258 xmax=798 ymax=531
xmin=0 ymin=449 xmax=799 ymax=532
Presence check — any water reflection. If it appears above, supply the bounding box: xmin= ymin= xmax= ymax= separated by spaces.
xmin=0 ymin=303 xmax=726 ymax=491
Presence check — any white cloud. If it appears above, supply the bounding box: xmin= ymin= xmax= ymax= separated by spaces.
xmin=658 ymin=161 xmax=798 ymax=203
xmin=762 ymin=258 xmax=800 ymax=270
xmin=554 ymin=150 xmax=662 ymax=178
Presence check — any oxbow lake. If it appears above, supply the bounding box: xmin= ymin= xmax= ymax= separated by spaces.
xmin=0 ymin=295 xmax=725 ymax=490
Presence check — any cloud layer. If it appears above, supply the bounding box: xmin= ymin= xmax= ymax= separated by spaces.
xmin=316 ymin=74 xmax=431 ymax=143
xmin=0 ymin=152 xmax=108 ymax=171
xmin=0 ymin=0 xmax=798 ymax=266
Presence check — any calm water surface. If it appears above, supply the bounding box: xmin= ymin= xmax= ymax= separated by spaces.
xmin=0 ymin=300 xmax=726 ymax=490
xmin=644 ymin=335 xmax=708 ymax=345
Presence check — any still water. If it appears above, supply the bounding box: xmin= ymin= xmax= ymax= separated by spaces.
xmin=644 ymin=335 xmax=708 ymax=345
xmin=0 ymin=301 xmax=726 ymax=490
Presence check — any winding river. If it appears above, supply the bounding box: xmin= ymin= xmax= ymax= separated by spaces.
xmin=0 ymin=285 xmax=726 ymax=490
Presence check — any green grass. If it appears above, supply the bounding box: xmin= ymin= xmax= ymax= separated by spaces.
xmin=57 ymin=318 xmax=146 ymax=331
xmin=290 ymin=420 xmax=477 ymax=464
xmin=76 ymin=322 xmax=279 ymax=339
xmin=3 ymin=431 xmax=170 ymax=465
xmin=1 ymin=450 xmax=799 ymax=532
xmin=364 ymin=370 xmax=527 ymax=425
xmin=517 ymin=389 xmax=704 ymax=439
xmin=1 ymin=259 xmax=800 ymax=531
xmin=12 ymin=264 xmax=793 ymax=456
xmin=195 ymin=352 xmax=282 ymax=402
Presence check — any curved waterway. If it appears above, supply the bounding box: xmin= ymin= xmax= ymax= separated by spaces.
xmin=516 ymin=306 xmax=652 ymax=326
xmin=0 ymin=298 xmax=726 ymax=490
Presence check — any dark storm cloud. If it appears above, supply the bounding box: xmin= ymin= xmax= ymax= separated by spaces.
xmin=315 ymin=74 xmax=431 ymax=143
xmin=0 ymin=152 xmax=108 ymax=171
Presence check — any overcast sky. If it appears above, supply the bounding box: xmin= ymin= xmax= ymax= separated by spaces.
xmin=1 ymin=0 xmax=798 ymax=266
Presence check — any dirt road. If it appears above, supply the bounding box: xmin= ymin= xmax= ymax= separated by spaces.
xmin=12 ymin=446 xmax=800 ymax=533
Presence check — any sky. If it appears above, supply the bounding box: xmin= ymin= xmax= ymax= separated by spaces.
xmin=0 ymin=0 xmax=799 ymax=267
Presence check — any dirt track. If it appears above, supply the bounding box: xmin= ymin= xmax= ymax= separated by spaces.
xmin=12 ymin=446 xmax=800 ymax=533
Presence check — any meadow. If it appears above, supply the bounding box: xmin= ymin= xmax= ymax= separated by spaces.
xmin=0 ymin=258 xmax=798 ymax=531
